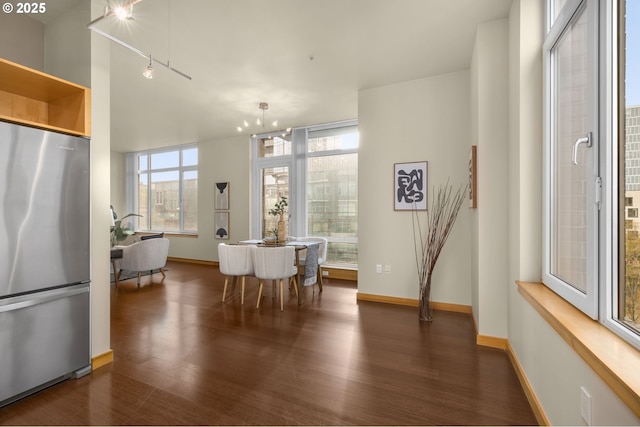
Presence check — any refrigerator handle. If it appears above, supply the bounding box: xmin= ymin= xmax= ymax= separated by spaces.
xmin=0 ymin=285 xmax=89 ymax=313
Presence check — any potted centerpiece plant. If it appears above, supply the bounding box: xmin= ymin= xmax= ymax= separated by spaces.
xmin=413 ymin=181 xmax=467 ymax=321
xmin=268 ymin=196 xmax=288 ymax=242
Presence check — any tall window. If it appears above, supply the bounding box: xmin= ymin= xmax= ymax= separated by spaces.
xmin=619 ymin=0 xmax=640 ymax=340
xmin=544 ymin=0 xmax=640 ymax=348
xmin=130 ymin=145 xmax=198 ymax=233
xmin=255 ymin=135 xmax=291 ymax=239
xmin=543 ymin=0 xmax=599 ymax=318
xmin=251 ymin=121 xmax=358 ymax=267
xmin=307 ymin=125 xmax=358 ymax=266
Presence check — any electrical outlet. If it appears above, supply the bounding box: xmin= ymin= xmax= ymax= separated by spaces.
xmin=322 ymin=270 xmax=329 ymax=277
xmin=385 ymin=265 xmax=391 ymax=274
xmin=376 ymin=264 xmax=382 ymax=274
xmin=581 ymin=386 xmax=592 ymax=426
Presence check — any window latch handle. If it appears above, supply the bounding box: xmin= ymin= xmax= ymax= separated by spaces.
xmin=572 ymin=133 xmax=592 ymax=165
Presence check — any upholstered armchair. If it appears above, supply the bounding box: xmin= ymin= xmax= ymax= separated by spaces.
xmin=114 ymin=238 xmax=170 ymax=287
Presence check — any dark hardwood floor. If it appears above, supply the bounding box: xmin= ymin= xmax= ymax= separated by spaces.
xmin=0 ymin=261 xmax=537 ymax=425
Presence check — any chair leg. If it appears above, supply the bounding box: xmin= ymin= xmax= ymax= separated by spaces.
xmin=280 ymin=279 xmax=284 ymax=311
xmin=291 ymin=276 xmax=299 ymax=298
xmin=222 ymin=277 xmax=229 ymax=302
xmin=160 ymin=268 xmax=166 ymax=278
xmin=256 ymin=279 xmax=264 ymax=309
xmin=137 ymin=272 xmax=142 ymax=288
xmin=318 ymin=267 xmax=323 ymax=292
xmin=241 ymin=276 xmax=246 ymax=305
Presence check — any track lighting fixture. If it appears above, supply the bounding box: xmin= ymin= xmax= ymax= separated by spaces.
xmin=143 ymin=55 xmax=153 ymax=79
xmin=87 ymin=0 xmax=192 ymax=81
xmin=113 ymin=3 xmax=133 ymax=20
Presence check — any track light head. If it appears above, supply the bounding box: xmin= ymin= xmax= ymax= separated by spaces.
xmin=143 ymin=55 xmax=153 ymax=79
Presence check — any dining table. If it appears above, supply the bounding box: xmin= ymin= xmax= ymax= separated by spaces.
xmin=237 ymin=239 xmax=320 ymax=306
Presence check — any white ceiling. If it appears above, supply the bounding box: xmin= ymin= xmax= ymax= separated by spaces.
xmin=58 ymin=0 xmax=513 ymax=152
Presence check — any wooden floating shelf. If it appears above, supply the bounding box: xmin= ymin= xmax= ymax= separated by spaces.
xmin=0 ymin=57 xmax=91 ymax=136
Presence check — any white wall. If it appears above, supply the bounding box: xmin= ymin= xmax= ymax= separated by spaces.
xmin=40 ymin=0 xmax=111 ymax=360
xmin=0 ymin=13 xmax=44 ymax=70
xmin=111 ymin=134 xmax=252 ymax=262
xmin=110 ymin=151 xmax=126 ymax=216
xmin=44 ymin=2 xmax=91 ymax=88
xmin=358 ymin=72 xmax=472 ymax=305
xmin=507 ymin=0 xmax=639 ymax=424
xmin=168 ymin=134 xmax=252 ymax=261
xmin=470 ymin=19 xmax=510 ymax=339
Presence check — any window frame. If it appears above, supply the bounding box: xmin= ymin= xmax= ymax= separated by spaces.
xmin=544 ymin=0 xmax=640 ymax=350
xmin=542 ymin=0 xmax=601 ymax=319
xmin=603 ymin=0 xmax=640 ymax=349
xmin=127 ymin=143 xmax=198 ymax=234
xmin=250 ymin=120 xmax=358 ymax=267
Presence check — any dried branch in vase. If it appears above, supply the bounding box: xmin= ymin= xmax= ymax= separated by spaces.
xmin=413 ymin=180 xmax=468 ymax=321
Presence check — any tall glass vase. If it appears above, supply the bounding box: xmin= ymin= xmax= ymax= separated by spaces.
xmin=419 ymin=273 xmax=433 ymax=321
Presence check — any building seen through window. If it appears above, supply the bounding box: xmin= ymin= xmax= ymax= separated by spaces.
xmin=254 ymin=121 xmax=358 ymax=267
xmin=132 ymin=145 xmax=198 ymax=233
xmin=621 ymin=0 xmax=640 ymax=336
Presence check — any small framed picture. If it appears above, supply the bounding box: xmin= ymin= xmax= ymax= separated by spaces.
xmin=215 ymin=212 xmax=229 ymax=239
xmin=469 ymin=146 xmax=477 ymax=208
xmin=215 ymin=182 xmax=229 ymax=210
xmin=394 ymin=161 xmax=428 ymax=211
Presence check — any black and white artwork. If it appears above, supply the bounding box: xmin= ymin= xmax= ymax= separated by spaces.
xmin=394 ymin=161 xmax=428 ymax=211
xmin=215 ymin=212 xmax=229 ymax=239
xmin=215 ymin=182 xmax=229 ymax=210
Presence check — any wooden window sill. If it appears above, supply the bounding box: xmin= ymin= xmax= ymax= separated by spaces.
xmin=516 ymin=281 xmax=640 ymax=417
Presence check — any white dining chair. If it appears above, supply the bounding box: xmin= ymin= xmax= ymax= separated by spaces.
xmin=218 ymin=243 xmax=255 ymax=305
xmin=252 ymin=246 xmax=298 ymax=311
xmin=295 ymin=236 xmax=328 ymax=292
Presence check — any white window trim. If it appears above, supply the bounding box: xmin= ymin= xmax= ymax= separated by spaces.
xmin=602 ymin=0 xmax=640 ymax=350
xmin=126 ymin=143 xmax=198 ymax=234
xmin=542 ymin=0 xmax=600 ymax=319
xmin=250 ymin=120 xmax=358 ymax=267
xmin=543 ymin=0 xmax=640 ymax=350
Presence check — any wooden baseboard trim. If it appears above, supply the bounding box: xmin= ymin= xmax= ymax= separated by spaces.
xmin=168 ymin=256 xmax=217 ymax=267
xmin=92 ymin=349 xmax=114 ymax=370
xmin=432 ymin=301 xmax=472 ymax=314
xmin=323 ymin=267 xmax=357 ymax=281
xmin=477 ymin=334 xmax=508 ymax=350
xmin=506 ymin=341 xmax=549 ymax=426
xmin=357 ymin=292 xmax=418 ymax=307
xmin=356 ymin=293 xmax=472 ymax=314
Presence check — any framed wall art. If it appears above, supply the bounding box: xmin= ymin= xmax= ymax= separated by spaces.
xmin=215 ymin=212 xmax=229 ymax=239
xmin=468 ymin=146 xmax=477 ymax=208
xmin=394 ymin=161 xmax=428 ymax=211
xmin=215 ymin=182 xmax=229 ymax=210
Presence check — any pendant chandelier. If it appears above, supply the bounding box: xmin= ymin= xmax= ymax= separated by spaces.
xmin=237 ymin=102 xmax=289 ymax=137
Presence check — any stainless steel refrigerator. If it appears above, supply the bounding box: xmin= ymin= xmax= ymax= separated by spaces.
xmin=0 ymin=120 xmax=91 ymax=407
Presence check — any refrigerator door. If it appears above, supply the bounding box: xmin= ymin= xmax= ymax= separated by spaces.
xmin=0 ymin=283 xmax=91 ymax=406
xmin=0 ymin=121 xmax=90 ymax=297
